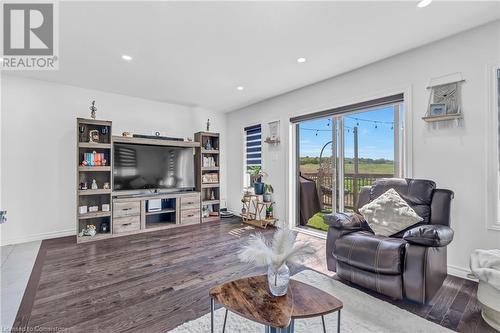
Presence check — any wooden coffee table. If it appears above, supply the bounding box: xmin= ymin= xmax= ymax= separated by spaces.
xmin=209 ymin=275 xmax=343 ymax=333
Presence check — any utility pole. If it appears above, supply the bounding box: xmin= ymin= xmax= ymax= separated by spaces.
xmin=353 ymin=126 xmax=359 ymax=208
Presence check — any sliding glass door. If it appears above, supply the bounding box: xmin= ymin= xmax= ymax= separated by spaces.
xmin=295 ymin=100 xmax=404 ymax=231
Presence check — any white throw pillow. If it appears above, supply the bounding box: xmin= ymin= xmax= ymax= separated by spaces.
xmin=359 ymin=188 xmax=423 ymax=237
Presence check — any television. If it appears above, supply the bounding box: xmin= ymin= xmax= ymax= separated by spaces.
xmin=113 ymin=143 xmax=195 ymax=194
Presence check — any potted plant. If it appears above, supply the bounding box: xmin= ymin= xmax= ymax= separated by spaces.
xmin=248 ymin=166 xmax=267 ymax=195
xmin=263 ymin=184 xmax=274 ymax=203
xmin=265 ymin=205 xmax=273 ymax=219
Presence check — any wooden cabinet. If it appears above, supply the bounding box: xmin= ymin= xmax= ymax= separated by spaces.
xmin=195 ymin=132 xmax=221 ymax=222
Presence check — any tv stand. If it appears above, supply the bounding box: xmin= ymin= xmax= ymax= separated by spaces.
xmin=112 ymin=191 xmax=201 ymax=235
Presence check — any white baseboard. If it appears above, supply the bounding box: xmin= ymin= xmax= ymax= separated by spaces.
xmin=1 ymin=228 xmax=75 ymax=246
xmin=447 ymin=264 xmax=477 ymax=281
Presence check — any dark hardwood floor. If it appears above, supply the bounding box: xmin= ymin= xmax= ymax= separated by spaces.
xmin=12 ymin=218 xmax=496 ymax=332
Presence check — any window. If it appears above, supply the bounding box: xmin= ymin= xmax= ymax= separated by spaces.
xmin=292 ymin=94 xmax=405 ymax=231
xmin=497 ymin=68 xmax=500 ymax=222
xmin=244 ymin=125 xmax=262 ymax=184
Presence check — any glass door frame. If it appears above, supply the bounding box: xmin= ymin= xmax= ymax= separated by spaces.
xmin=292 ymin=101 xmax=406 ymax=228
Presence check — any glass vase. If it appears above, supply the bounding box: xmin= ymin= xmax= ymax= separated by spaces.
xmin=267 ymin=264 xmax=290 ymax=296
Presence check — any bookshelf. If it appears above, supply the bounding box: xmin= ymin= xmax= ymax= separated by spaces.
xmin=195 ymin=132 xmax=221 ymax=222
xmin=76 ymin=118 xmax=113 ymax=243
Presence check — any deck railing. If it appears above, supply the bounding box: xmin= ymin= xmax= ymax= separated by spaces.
xmin=302 ymin=172 xmax=393 ymax=210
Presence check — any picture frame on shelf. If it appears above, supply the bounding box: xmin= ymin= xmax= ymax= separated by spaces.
xmin=429 ymin=103 xmax=446 ymax=117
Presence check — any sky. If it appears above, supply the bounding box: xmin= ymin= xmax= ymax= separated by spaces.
xmin=299 ymin=105 xmax=398 ymax=160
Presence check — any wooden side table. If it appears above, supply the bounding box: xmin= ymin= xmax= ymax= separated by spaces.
xmin=209 ymin=275 xmax=343 ymax=333
xmin=241 ymin=195 xmax=278 ymax=229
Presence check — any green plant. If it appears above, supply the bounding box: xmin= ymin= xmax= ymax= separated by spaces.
xmin=264 ymin=184 xmax=274 ymax=194
xmin=247 ymin=166 xmax=267 ymax=182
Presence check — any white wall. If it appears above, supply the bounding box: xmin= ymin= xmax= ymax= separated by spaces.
xmin=0 ymin=75 xmax=226 ymax=245
xmin=226 ymin=21 xmax=500 ymax=276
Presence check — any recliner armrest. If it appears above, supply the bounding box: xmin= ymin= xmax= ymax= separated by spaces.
xmin=324 ymin=212 xmax=369 ymax=231
xmin=403 ymin=225 xmax=454 ymax=247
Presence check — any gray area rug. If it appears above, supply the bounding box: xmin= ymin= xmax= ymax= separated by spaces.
xmin=169 ymin=269 xmax=452 ymax=333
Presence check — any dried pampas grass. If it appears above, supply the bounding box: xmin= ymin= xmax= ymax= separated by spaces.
xmin=238 ymin=227 xmax=315 ymax=270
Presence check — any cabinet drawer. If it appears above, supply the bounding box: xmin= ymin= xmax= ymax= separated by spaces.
xmin=113 ymin=216 xmax=140 ymax=234
xmin=181 ymin=216 xmax=201 ymax=225
xmin=181 ymin=195 xmax=200 ymax=210
xmin=113 ymin=201 xmax=141 ymax=218
xmin=181 ymin=208 xmax=200 ymax=220
xmin=181 ymin=209 xmax=200 ymax=225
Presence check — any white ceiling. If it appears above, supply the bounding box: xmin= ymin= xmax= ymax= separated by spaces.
xmin=9 ymin=1 xmax=500 ymax=112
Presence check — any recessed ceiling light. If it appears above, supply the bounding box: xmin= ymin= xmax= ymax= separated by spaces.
xmin=236 ymin=86 xmax=244 ymax=91
xmin=121 ymin=54 xmax=133 ymax=61
xmin=297 ymin=57 xmax=307 ymax=63
xmin=417 ymin=0 xmax=432 ymax=8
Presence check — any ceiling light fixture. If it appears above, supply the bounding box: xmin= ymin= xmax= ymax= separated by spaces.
xmin=297 ymin=57 xmax=307 ymax=63
xmin=121 ymin=54 xmax=133 ymax=61
xmin=417 ymin=0 xmax=432 ymax=8
xmin=236 ymin=86 xmax=244 ymax=91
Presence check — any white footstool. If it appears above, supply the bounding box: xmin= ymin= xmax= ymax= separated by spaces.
xmin=477 ymin=281 xmax=500 ymax=331
xmin=470 ymin=249 xmax=500 ymax=331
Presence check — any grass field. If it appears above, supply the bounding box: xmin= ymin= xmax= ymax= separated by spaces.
xmin=300 ymin=162 xmax=394 ymax=174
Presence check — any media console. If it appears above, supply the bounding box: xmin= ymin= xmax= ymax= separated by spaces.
xmin=76 ymin=117 xmax=214 ymax=243
xmin=112 ymin=191 xmax=201 ymax=235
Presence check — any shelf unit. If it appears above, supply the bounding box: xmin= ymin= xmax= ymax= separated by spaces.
xmin=76 ymin=118 xmax=113 ymax=243
xmin=195 ymin=132 xmax=221 ymax=223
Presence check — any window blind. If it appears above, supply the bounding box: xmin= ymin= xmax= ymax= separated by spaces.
xmin=245 ymin=124 xmax=262 ymax=169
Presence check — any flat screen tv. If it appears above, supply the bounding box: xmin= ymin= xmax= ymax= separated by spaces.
xmin=113 ymin=143 xmax=195 ymax=194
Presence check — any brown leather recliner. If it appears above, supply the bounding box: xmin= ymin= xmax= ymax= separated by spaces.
xmin=325 ymin=178 xmax=454 ymax=304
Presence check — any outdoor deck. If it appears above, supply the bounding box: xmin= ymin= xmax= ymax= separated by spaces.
xmin=302 ymin=172 xmax=393 ymax=210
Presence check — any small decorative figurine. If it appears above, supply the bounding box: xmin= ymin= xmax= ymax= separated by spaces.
xmin=91 ymin=179 xmax=98 ymax=190
xmin=206 ymin=119 xmax=210 ymax=132
xmin=99 ymin=221 xmax=110 ymax=233
xmin=89 ymin=100 xmax=97 ymax=119
xmin=205 ymin=138 xmax=212 ymax=150
xmin=210 ymin=190 xmax=216 ymax=200
xmin=89 ymin=129 xmax=100 ymax=143
xmin=103 ymin=182 xmax=110 ymax=189
xmin=0 ymin=211 xmax=7 ymax=224
xmin=79 ymin=206 xmax=88 ymax=214
xmin=79 ymin=224 xmax=97 ymax=237
xmin=80 ymin=182 xmax=88 ymax=190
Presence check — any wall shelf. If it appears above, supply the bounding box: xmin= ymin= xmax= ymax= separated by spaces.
xmin=201 ymin=167 xmax=219 ymax=171
xmin=78 ymin=189 xmax=112 ymax=196
xmin=78 ymin=211 xmax=111 ymax=220
xmin=201 ymin=183 xmax=220 ymax=188
xmin=78 ymin=142 xmax=111 ymax=149
xmin=422 ymin=114 xmax=463 ymax=122
xmin=201 ymin=149 xmax=219 ymax=154
xmin=145 ymin=208 xmax=176 ymax=216
xmin=78 ymin=166 xmax=111 ymax=172
xmin=195 ymin=132 xmax=221 ymax=223
xmin=77 ymin=118 xmax=113 ymax=243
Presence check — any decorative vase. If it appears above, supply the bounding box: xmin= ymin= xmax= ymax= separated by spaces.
xmin=267 ymin=264 xmax=290 ymax=296
xmin=254 ymin=182 xmax=265 ymax=195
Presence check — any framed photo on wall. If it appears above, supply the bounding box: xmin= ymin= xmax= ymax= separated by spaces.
xmin=429 ymin=103 xmax=446 ymax=117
